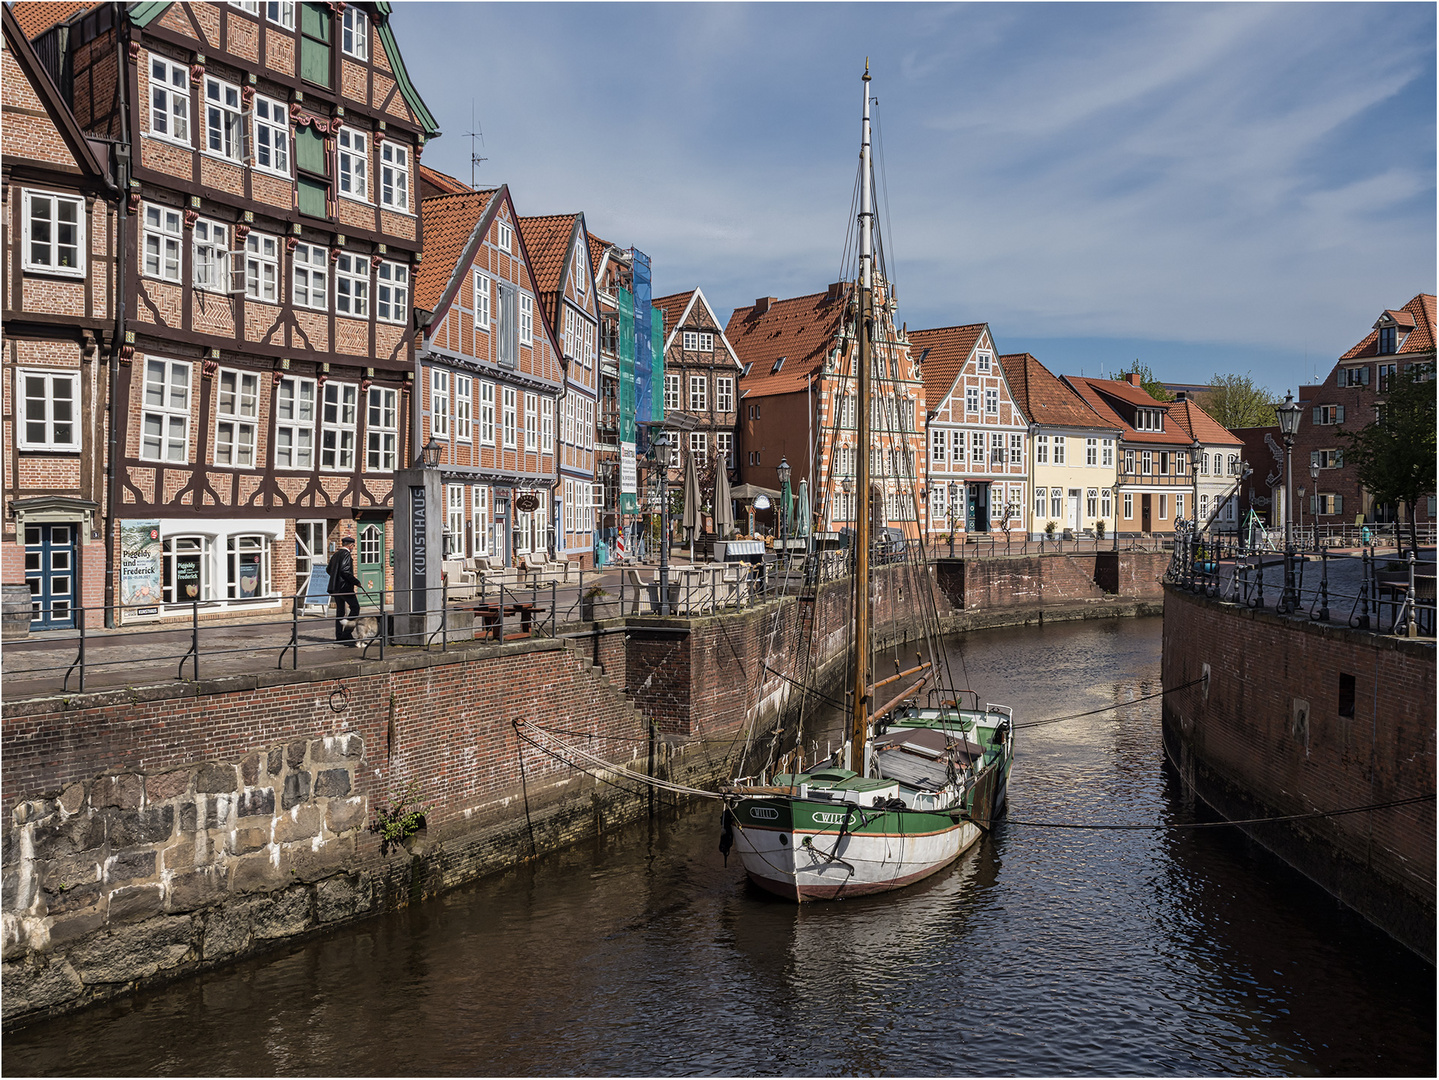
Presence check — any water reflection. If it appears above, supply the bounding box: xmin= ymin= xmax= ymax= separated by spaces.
xmin=5 ymin=618 xmax=1433 ymax=1077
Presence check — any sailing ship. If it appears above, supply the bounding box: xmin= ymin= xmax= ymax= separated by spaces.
xmin=721 ymin=63 xmax=1015 ymax=902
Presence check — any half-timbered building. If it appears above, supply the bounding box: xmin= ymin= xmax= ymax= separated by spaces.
xmin=2 ymin=5 xmax=121 ymax=630
xmin=653 ymin=288 xmax=741 ymax=493
xmin=414 ymin=185 xmax=563 ymax=566
xmin=910 ymin=323 xmax=1029 ymax=539
xmin=24 ymin=1 xmax=440 ymax=619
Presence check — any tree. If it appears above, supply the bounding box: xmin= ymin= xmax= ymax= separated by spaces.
xmin=1341 ymin=363 xmax=1436 ymax=556
xmin=1113 ymin=360 xmax=1173 ymax=401
xmin=1195 ymin=372 xmax=1277 ymax=429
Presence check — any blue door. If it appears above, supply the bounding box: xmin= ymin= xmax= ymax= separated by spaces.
xmin=25 ymin=523 xmax=76 ymax=630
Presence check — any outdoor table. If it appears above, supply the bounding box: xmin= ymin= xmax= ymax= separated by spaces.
xmin=472 ymin=602 xmax=538 ymax=640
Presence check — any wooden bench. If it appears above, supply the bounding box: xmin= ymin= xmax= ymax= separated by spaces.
xmin=471 ymin=602 xmax=539 ymax=640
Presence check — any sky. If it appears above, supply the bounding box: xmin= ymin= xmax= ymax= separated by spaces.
xmin=390 ymin=2 xmax=1436 ymax=399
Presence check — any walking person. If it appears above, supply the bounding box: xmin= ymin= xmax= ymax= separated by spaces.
xmin=327 ymin=536 xmax=360 ymax=643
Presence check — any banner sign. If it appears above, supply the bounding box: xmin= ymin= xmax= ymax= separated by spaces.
xmin=119 ymin=519 xmax=161 ymax=618
xmin=620 ymin=443 xmax=637 ymax=495
xmin=633 ymin=250 xmax=654 ymax=423
xmin=410 ymin=485 xmax=428 ymax=603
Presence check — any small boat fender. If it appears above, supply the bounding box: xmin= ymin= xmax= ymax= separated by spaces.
xmin=718 ymin=808 xmax=735 ymax=865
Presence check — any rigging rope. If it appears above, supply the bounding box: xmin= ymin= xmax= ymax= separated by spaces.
xmin=1010 ymin=677 xmax=1204 ymax=730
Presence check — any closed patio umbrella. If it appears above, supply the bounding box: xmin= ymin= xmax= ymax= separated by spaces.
xmin=682 ymin=444 xmax=702 ymax=561
xmin=796 ymin=479 xmax=812 ymax=539
xmin=713 ymin=454 xmax=736 ymax=539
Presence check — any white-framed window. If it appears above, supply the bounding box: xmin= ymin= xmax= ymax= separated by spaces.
xmin=1123 ymin=492 xmax=1133 ymax=519
xmin=17 ymin=370 xmax=81 ymax=451
xmin=480 ymin=380 xmax=495 ymax=444
xmin=375 ymin=261 xmax=408 ymax=323
xmin=1124 ymin=448 xmax=1135 ymax=474
xmin=204 ymin=76 xmax=243 ymax=162
xmin=965 ymin=387 xmax=979 ymax=414
xmin=1085 ymin=437 xmax=1098 ymax=466
xmin=227 ymin=534 xmax=271 ymax=599
xmin=1158 ymin=493 xmax=1168 ymax=519
xmin=495 ymin=221 xmax=512 ymax=252
xmin=584 ymin=398 xmax=593 ymax=450
xmin=446 ymin=484 xmax=465 ymax=557
xmin=335 ymin=252 xmax=368 ymax=316
xmin=214 ymin=368 xmax=259 ymax=467
xmin=455 ymin=375 xmax=473 ymax=442
xmin=1141 ymin=450 xmax=1152 ymax=475
xmin=1086 ymin=489 xmax=1098 ymax=518
xmin=541 ymin=396 xmax=553 ymax=452
xmin=931 ymin=428 xmax=947 ymax=465
xmin=252 ymin=95 xmax=290 ymax=176
xmin=431 ymin=368 xmax=449 ymax=439
xmin=990 ymin=432 xmax=1005 ymax=467
xmin=265 ymin=1 xmax=295 ymax=29
xmin=379 ymin=141 xmax=409 ymax=211
xmin=229 ymin=1 xmax=260 ymax=13
xmin=1051 ymin=490 xmax=1062 ymax=519
xmin=690 ymin=431 xmax=708 ymax=460
xmin=977 ymin=352 xmax=991 ymax=373
xmin=366 ymin=386 xmax=397 ymax=471
xmin=524 ymin=393 xmax=538 ymax=450
xmin=1102 ymin=439 xmax=1114 ymax=467
xmin=1134 ymin=407 xmax=1163 ymax=432
xmin=320 ymin=381 xmax=357 ymax=471
xmin=472 ymin=484 xmax=490 ymax=557
xmin=715 ymin=376 xmax=734 ymax=413
xmin=952 ymin=431 xmax=966 ymax=463
xmin=1034 ymin=488 xmax=1047 ymax=519
xmin=140 ymin=358 xmax=192 ymax=462
xmin=689 ymin=375 xmax=708 ymax=411
xmin=985 ymin=388 xmax=999 ymax=414
xmin=520 ymin=294 xmax=533 ymax=346
xmin=717 ymin=431 xmax=733 ymax=469
xmin=1010 ymin=433 xmax=1023 ymax=464
xmin=143 ymin=204 xmax=183 ymax=282
xmin=1175 ymin=493 xmax=1184 ymax=520
xmin=1158 ymin=451 xmax=1169 ymax=476
xmin=163 ymin=535 xmax=213 ymax=604
xmin=1101 ymin=489 xmax=1112 ymax=519
xmin=502 ymin=385 xmax=517 ymax=448
xmin=337 ymin=127 xmax=368 ymax=201
xmin=1053 ymin=436 xmax=1066 ymax=465
xmin=1035 ymin=434 xmax=1048 ymax=465
xmin=292 ymin=242 xmax=327 ymax=310
xmin=274 ymin=375 xmax=315 ymax=469
xmin=473 ymin=272 xmax=492 ymax=331
xmin=22 ymin=191 xmax=84 ymax=276
xmin=192 ymin=218 xmax=229 ymax=292
xmin=342 ymin=5 xmax=369 ymax=59
xmin=245 ymin=232 xmax=279 ymax=302
xmin=148 ymin=56 xmax=190 ymax=145
xmin=664 ymin=373 xmax=681 ymax=411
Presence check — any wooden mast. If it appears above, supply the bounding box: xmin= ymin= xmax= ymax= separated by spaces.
xmin=849 ymin=60 xmax=874 ymax=775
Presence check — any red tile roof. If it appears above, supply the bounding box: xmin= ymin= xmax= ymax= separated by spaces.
xmin=653 ymin=290 xmax=695 ymax=335
xmin=909 ymin=323 xmax=985 ymax=405
xmin=587 ymin=231 xmax=612 ymax=279
xmin=415 ymin=188 xmax=496 ymax=313
xmin=1065 ymin=376 xmax=1194 ymax=446
xmin=998 ymin=352 xmax=1116 ymax=432
xmin=10 ymin=2 xmax=92 ymax=39
xmin=727 ymin=287 xmax=852 ymax=397
xmin=1166 ymin=397 xmax=1243 ymax=448
xmin=517 ymin=213 xmax=579 ymax=332
xmin=417 ymin=163 xmax=471 ymax=199
xmin=1339 ymin=293 xmax=1436 ymax=360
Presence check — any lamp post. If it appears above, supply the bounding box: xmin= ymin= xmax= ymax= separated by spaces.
xmin=777 ymin=455 xmax=792 ymax=570
xmin=1276 ymin=390 xmax=1303 ymax=612
xmin=1112 ymin=482 xmax=1121 ymax=551
xmin=419 ymin=436 xmax=442 ymax=469
xmin=947 ymin=481 xmax=958 ymax=557
xmin=1309 ymin=464 xmax=1319 ymax=550
xmin=653 ymin=429 xmax=671 ymax=616
xmin=841 ymin=475 xmax=854 ymax=554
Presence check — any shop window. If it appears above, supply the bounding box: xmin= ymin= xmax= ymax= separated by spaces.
xmin=227 ymin=534 xmax=271 ymax=599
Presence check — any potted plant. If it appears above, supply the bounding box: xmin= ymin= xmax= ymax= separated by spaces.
xmin=1044 ymin=519 xmax=1058 ymax=541
xmin=1095 ymin=519 xmax=1107 ymax=543
xmin=580 ymin=581 xmax=617 ymax=621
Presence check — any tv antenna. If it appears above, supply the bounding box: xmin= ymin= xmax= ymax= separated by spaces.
xmin=464 ymin=99 xmax=488 ymax=189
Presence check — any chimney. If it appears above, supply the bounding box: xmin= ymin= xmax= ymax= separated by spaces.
xmin=755 ymin=297 xmax=776 ymax=315
xmin=1125 ymin=372 xmax=1143 ymax=388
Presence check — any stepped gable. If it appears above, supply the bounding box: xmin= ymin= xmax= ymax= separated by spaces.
xmin=909 ymin=323 xmax=984 ymax=403
xmin=415 ymin=188 xmax=497 ymax=312
xmin=1340 ymin=293 xmax=1436 ymax=360
xmin=10 ymin=1 xmax=92 ymax=39
xmin=998 ymin=352 xmax=1114 ymax=431
xmin=1167 ymin=397 xmax=1242 ymax=448
xmin=727 ymin=286 xmax=851 ymax=397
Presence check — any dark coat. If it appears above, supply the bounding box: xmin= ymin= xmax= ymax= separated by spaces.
xmin=326 ymin=547 xmax=358 ymax=594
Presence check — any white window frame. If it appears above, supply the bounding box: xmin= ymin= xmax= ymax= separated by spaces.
xmin=148 ymin=56 xmax=191 ymax=146
xmin=320 ymin=381 xmax=358 ymax=472
xmin=480 ymin=380 xmax=495 ymax=444
xmin=342 ymin=5 xmax=369 ymax=59
xmin=541 ymin=396 xmax=553 ymax=452
xmin=265 ymin=1 xmax=295 ymax=29
xmin=472 ymin=484 xmax=490 ymax=557
xmin=229 ymin=1 xmax=260 ymax=13
xmin=502 ymin=385 xmax=517 ymax=449
xmin=337 ymin=127 xmax=369 ymax=201
xmin=716 ymin=376 xmax=734 ymax=413
xmin=520 ymin=294 xmax=534 ymax=346
xmin=204 ymin=75 xmax=244 ymax=163
xmin=252 ymin=94 xmax=290 ymax=177
xmin=683 ymin=331 xmax=698 ymax=351
xmin=379 ymin=141 xmax=410 ymax=212
xmin=664 ymin=373 xmax=681 ymax=411
xmin=1102 ymin=490 xmax=1113 ymax=520
xmin=473 ymin=271 xmax=492 ymax=332
xmin=1085 ymin=437 xmax=1098 ymax=466
xmin=689 ymin=375 xmax=708 ymax=411
xmin=17 ymin=369 xmax=81 ymax=451
xmin=376 ymin=261 xmax=408 ymax=324
xmin=366 ymin=386 xmax=398 ymax=472
xmin=274 ymin=375 xmax=315 ymax=469
xmin=335 ymin=252 xmax=369 ymax=317
xmin=446 ymin=484 xmax=465 ymax=557
xmin=140 ymin=358 xmax=192 ymax=463
xmin=192 ymin=218 xmax=229 ymax=292
xmin=495 ymin=221 xmax=512 ymax=252
xmin=455 ymin=375 xmax=473 ymax=442
xmin=1053 ymin=437 xmax=1066 ymax=465
xmin=1035 ymin=488 xmax=1047 ymax=520
xmin=931 ymin=428 xmax=947 ymax=465
xmin=524 ymin=392 xmax=538 ymax=450
xmin=431 ymin=369 xmax=450 ymax=439
xmin=985 ymin=388 xmax=999 ymax=415
xmin=292 ymin=242 xmax=327 ymax=310
xmin=1102 ymin=439 xmax=1114 ymax=467
xmin=213 ymin=368 xmax=259 ymax=468
xmin=977 ymin=352 xmax=992 ymax=373
xmin=143 ymin=204 xmax=183 ymax=282
xmin=690 ymin=431 xmax=708 ymax=460
xmin=965 ymin=387 xmax=979 ymax=414
xmin=1010 ymin=433 xmax=1023 ymax=465
xmin=717 ymin=431 xmax=733 ymax=469
xmin=22 ymin=190 xmax=85 ymax=277
xmin=244 ymin=232 xmax=279 ymax=302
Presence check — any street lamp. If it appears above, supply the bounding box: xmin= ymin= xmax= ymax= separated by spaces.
xmin=1309 ymin=464 xmax=1320 ymax=550
xmin=653 ymin=429 xmax=671 ymax=616
xmin=1112 ymin=481 xmax=1121 ymax=551
xmin=1276 ymin=390 xmax=1304 ymax=612
xmin=947 ymin=481 xmax=958 ymax=557
xmin=777 ymin=455 xmax=792 ymax=569
xmin=419 ymin=437 xmax=442 ymax=469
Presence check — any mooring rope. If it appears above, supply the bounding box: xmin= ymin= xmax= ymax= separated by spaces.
xmin=1011 ymin=677 xmax=1205 ymax=730
xmin=1002 ymin=793 xmax=1435 ymax=830
xmin=516 ymin=721 xmax=726 ymax=801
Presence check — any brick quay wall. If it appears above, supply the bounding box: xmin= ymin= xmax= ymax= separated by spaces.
xmin=1160 ymin=585 xmax=1436 ymax=964
xmin=2 ymin=552 xmax=1167 ymax=1027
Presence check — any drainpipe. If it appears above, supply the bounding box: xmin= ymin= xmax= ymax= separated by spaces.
xmin=104 ymin=4 xmax=132 ymax=629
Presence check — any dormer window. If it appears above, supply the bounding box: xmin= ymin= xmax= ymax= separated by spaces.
xmin=1134 ymin=407 xmax=1163 ymax=432
xmin=741 ymin=362 xmax=753 ymax=378
xmin=771 ymin=356 xmax=786 ymax=374
xmin=1378 ymin=325 xmax=1396 ymax=355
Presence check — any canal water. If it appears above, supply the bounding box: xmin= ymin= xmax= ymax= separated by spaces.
xmin=7 ymin=618 xmax=1434 ymax=1076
